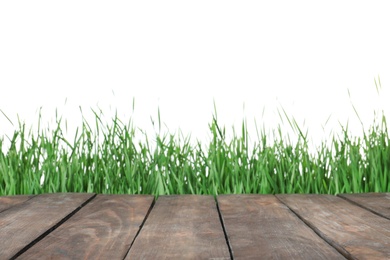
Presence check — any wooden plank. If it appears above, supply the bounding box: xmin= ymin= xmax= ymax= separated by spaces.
xmin=0 ymin=193 xmax=95 ymax=259
xmin=126 ymin=195 xmax=230 ymax=259
xmin=338 ymin=192 xmax=390 ymax=220
xmin=0 ymin=195 xmax=34 ymax=213
xmin=277 ymin=194 xmax=390 ymax=260
xmin=18 ymin=194 xmax=154 ymax=259
xmin=218 ymin=194 xmax=344 ymax=259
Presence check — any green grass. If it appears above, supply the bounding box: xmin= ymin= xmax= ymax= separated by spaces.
xmin=0 ymin=104 xmax=389 ymax=197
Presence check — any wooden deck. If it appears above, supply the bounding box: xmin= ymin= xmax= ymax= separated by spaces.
xmin=0 ymin=193 xmax=389 ymax=259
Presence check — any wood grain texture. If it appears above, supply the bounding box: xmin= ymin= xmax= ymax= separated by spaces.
xmin=0 ymin=193 xmax=95 ymax=259
xmin=277 ymin=194 xmax=390 ymax=260
xmin=218 ymin=194 xmax=344 ymax=259
xmin=19 ymin=194 xmax=154 ymax=260
xmin=0 ymin=195 xmax=34 ymax=213
xmin=338 ymin=192 xmax=390 ymax=220
xmin=126 ymin=195 xmax=230 ymax=259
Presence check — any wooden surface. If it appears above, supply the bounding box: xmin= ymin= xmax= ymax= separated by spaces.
xmin=18 ymin=194 xmax=154 ymax=260
xmin=0 ymin=195 xmax=34 ymax=212
xmin=0 ymin=192 xmax=389 ymax=259
xmin=0 ymin=193 xmax=95 ymax=259
xmin=218 ymin=194 xmax=343 ymax=259
xmin=338 ymin=192 xmax=390 ymax=220
xmin=277 ymin=194 xmax=390 ymax=260
xmin=126 ymin=195 xmax=231 ymax=259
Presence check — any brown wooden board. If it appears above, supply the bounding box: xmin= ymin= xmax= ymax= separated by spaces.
xmin=338 ymin=192 xmax=390 ymax=220
xmin=126 ymin=195 xmax=230 ymax=259
xmin=277 ymin=194 xmax=390 ymax=260
xmin=0 ymin=193 xmax=95 ymax=259
xmin=218 ymin=194 xmax=345 ymax=259
xmin=0 ymin=195 xmax=34 ymax=213
xmin=18 ymin=194 xmax=154 ymax=259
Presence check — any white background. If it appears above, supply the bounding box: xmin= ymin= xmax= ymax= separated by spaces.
xmin=1 ymin=1 xmax=389 ymax=152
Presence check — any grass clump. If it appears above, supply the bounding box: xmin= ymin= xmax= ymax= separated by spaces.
xmin=0 ymin=106 xmax=389 ymax=196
